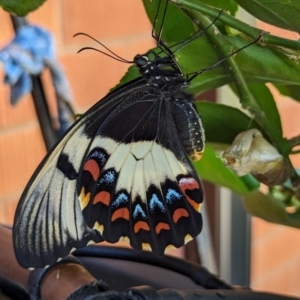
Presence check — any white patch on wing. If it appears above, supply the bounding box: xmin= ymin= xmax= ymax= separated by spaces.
xmin=163 ymin=147 xmax=188 ymax=175
xmin=116 ymin=153 xmax=136 ymax=195
xmin=87 ymin=138 xmax=189 ymax=203
xmin=131 ymin=141 xmax=153 ymax=159
xmin=103 ymin=142 xmax=131 ymax=172
xmin=132 ymin=160 xmax=146 ymax=202
xmin=96 ymin=136 xmax=118 ymax=154
xmin=25 ymin=127 xmax=91 ymax=199
xmin=144 ymin=151 xmax=161 ymax=194
xmin=61 ymin=178 xmax=83 ymax=241
xmin=151 ymin=143 xmax=178 ymax=183
xmin=62 ymin=128 xmax=91 ymax=173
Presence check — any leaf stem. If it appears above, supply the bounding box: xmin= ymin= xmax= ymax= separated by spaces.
xmin=289 ymin=135 xmax=300 ymax=148
xmin=170 ymin=0 xmax=300 ymax=50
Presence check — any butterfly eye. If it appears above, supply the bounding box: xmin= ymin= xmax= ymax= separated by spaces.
xmin=134 ymin=55 xmax=148 ymax=67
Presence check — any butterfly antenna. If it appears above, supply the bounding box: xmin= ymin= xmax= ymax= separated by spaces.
xmin=152 ymin=0 xmax=175 ymax=57
xmin=74 ymin=32 xmax=133 ymax=63
xmin=152 ymin=0 xmax=162 ymax=40
xmin=156 ymin=9 xmax=223 ymax=58
xmin=172 ymin=10 xmax=223 ymax=54
xmin=77 ymin=47 xmax=133 ymax=63
xmin=152 ymin=0 xmax=166 ymax=44
xmin=187 ymin=32 xmax=264 ymax=82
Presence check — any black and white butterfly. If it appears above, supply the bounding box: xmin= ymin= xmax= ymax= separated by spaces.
xmin=13 ymin=0 xmax=259 ymax=269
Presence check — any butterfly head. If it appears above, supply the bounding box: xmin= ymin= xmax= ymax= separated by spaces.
xmin=134 ymin=51 xmax=187 ymax=90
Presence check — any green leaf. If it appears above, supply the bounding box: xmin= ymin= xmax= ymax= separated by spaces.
xmin=250 ymin=83 xmax=283 ymax=134
xmin=0 ymin=0 xmax=46 ymax=16
xmin=273 ymin=84 xmax=300 ymax=102
xmin=197 ymin=0 xmax=238 ymax=16
xmin=142 ymin=0 xmax=196 ymax=44
xmin=194 ymin=145 xmax=259 ymax=194
xmin=223 ymin=35 xmax=300 ymax=85
xmin=231 ymin=83 xmax=283 ymax=135
xmin=111 ymin=65 xmax=140 ymax=91
xmin=234 ymin=0 xmax=300 ymax=32
xmin=195 ymin=102 xmax=262 ymax=144
xmin=177 ymin=34 xmax=300 ymax=95
xmin=242 ymin=190 xmax=300 ymax=229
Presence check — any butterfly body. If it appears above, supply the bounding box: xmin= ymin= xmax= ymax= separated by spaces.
xmin=13 ymin=49 xmax=205 ymax=268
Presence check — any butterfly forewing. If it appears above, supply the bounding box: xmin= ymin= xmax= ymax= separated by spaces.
xmin=13 ymin=79 xmax=150 ymax=268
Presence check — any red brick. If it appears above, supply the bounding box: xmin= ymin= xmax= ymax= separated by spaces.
xmin=59 ymin=39 xmax=154 ymax=112
xmin=251 ymin=216 xmax=283 ymax=241
xmin=0 ymin=124 xmax=46 ymax=197
xmin=251 ymin=221 xmax=300 ymax=282
xmin=61 ymin=0 xmax=152 ymax=46
xmin=27 ymin=0 xmax=61 ymax=44
xmin=0 ymin=10 xmax=14 ymax=45
xmin=252 ymin=253 xmax=300 ymax=297
xmin=0 ymin=78 xmax=38 ymax=128
xmin=0 ymin=194 xmax=20 ymax=225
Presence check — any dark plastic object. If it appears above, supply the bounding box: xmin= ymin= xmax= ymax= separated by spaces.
xmin=10 ymin=15 xmax=58 ymax=151
xmin=0 ymin=275 xmax=30 ymax=300
xmin=91 ymin=286 xmax=300 ymax=300
xmin=74 ymin=246 xmax=232 ymax=290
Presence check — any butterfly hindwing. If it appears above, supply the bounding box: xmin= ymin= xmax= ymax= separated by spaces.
xmin=79 ymin=88 xmax=203 ymax=254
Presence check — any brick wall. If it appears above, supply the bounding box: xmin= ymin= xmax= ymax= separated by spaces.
xmin=1 ymin=1 xmax=300 ymax=297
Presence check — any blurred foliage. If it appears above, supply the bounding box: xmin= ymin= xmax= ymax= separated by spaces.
xmin=0 ymin=0 xmax=46 ymax=16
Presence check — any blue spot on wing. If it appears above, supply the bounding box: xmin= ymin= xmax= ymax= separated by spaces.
xmin=89 ymin=150 xmax=107 ymax=165
xmin=149 ymin=194 xmax=166 ymax=213
xmin=133 ymin=204 xmax=146 ymax=219
xmin=98 ymin=170 xmax=116 ymax=186
xmin=166 ymin=188 xmax=182 ymax=204
xmin=112 ymin=192 xmax=129 ymax=207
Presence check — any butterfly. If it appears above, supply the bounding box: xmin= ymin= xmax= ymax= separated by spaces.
xmin=13 ymin=1 xmax=207 ymax=269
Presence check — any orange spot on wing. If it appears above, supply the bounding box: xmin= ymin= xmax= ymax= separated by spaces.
xmin=79 ymin=187 xmax=90 ymax=210
xmin=179 ymin=177 xmax=202 ymax=212
xmin=111 ymin=208 xmax=130 ymax=221
xmin=134 ymin=221 xmax=150 ymax=233
xmin=93 ymin=191 xmax=110 ymax=206
xmin=186 ymin=198 xmax=201 ymax=212
xmin=155 ymin=222 xmax=170 ymax=234
xmin=173 ymin=208 xmax=189 ymax=223
xmin=83 ymin=159 xmax=100 ymax=181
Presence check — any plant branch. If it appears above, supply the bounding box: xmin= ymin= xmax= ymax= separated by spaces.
xmin=170 ymin=0 xmax=300 ymax=51
xmin=183 ymin=9 xmax=291 ymax=158
xmin=289 ymin=135 xmax=300 ymax=148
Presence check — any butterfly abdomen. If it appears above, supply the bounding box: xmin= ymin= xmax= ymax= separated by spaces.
xmin=172 ymin=99 xmax=205 ymax=161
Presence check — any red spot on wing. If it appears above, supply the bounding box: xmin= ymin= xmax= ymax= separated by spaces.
xmin=173 ymin=208 xmax=189 ymax=223
xmin=155 ymin=222 xmax=170 ymax=234
xmin=179 ymin=177 xmax=201 ymax=212
xmin=83 ymin=159 xmax=100 ymax=181
xmin=93 ymin=191 xmax=110 ymax=206
xmin=111 ymin=208 xmax=130 ymax=222
xmin=179 ymin=177 xmax=199 ymax=191
xmin=134 ymin=221 xmax=150 ymax=233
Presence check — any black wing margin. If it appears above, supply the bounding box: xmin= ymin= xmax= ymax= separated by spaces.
xmin=13 ymin=78 xmax=147 ymax=268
